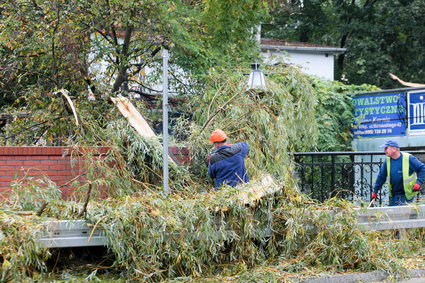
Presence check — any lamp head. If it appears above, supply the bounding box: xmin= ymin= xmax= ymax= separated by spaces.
xmin=247 ymin=62 xmax=266 ymax=90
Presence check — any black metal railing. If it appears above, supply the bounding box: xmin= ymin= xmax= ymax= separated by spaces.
xmin=293 ymin=151 xmax=425 ymax=205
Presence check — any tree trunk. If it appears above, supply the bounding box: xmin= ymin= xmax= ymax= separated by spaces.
xmin=112 ymin=26 xmax=133 ymax=92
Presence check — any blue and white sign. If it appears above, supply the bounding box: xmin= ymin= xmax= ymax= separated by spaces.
xmin=408 ymin=91 xmax=425 ymax=135
xmin=352 ymin=92 xmax=407 ymax=138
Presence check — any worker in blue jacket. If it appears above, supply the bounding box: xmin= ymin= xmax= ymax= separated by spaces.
xmin=208 ymin=129 xmax=249 ymax=189
xmin=371 ymin=140 xmax=425 ymax=206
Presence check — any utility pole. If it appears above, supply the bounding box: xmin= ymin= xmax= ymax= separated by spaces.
xmin=162 ymin=49 xmax=170 ymax=195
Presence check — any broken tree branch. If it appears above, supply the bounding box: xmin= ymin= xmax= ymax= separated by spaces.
xmin=56 ymin=89 xmax=80 ymax=126
xmin=389 ymin=73 xmax=425 ymax=88
xmin=78 ymin=183 xmax=93 ymax=218
xmin=37 ymin=202 xmax=48 ymax=217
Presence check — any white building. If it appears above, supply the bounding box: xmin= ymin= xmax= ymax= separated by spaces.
xmin=260 ymin=38 xmax=346 ymax=81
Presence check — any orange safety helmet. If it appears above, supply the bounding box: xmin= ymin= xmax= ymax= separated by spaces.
xmin=209 ymin=129 xmax=227 ymax=143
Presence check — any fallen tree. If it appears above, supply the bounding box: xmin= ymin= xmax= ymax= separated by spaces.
xmin=1 ymin=65 xmax=411 ymax=282
xmin=1 ymin=172 xmax=417 ymax=281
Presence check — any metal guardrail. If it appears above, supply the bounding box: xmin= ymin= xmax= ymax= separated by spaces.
xmin=39 ymin=220 xmax=106 ymax=248
xmin=356 ymin=205 xmax=425 ymax=231
xmin=39 ymin=205 xmax=425 ymax=248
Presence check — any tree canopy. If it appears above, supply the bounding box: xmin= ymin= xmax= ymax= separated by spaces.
xmin=0 ymin=0 xmax=271 ymax=145
xmin=264 ymin=0 xmax=425 ymax=88
xmin=1 ymin=0 xmax=387 ymax=152
xmin=0 ymin=0 xmax=268 ymax=107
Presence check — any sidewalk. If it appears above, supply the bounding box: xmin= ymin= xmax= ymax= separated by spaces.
xmin=302 ymin=269 xmax=425 ymax=283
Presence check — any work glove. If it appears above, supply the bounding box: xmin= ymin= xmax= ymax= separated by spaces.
xmin=371 ymin=192 xmax=378 ymax=201
xmin=413 ymin=183 xmax=421 ymax=191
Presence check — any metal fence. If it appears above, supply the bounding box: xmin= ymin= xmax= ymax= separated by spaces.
xmin=293 ymin=151 xmax=425 ymax=205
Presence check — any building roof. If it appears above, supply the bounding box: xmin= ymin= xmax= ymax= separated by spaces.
xmin=260 ymin=38 xmax=346 ymax=54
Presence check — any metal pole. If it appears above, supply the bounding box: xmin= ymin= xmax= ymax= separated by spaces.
xmin=162 ymin=49 xmax=169 ymax=195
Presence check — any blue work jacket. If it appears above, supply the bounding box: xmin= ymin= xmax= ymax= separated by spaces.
xmin=208 ymin=142 xmax=249 ymax=188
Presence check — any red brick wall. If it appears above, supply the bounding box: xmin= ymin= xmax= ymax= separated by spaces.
xmin=0 ymin=147 xmax=109 ymax=199
xmin=0 ymin=146 xmax=190 ymax=199
xmin=169 ymin=146 xmax=191 ymax=165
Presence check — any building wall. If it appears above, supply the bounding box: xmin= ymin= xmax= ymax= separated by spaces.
xmin=0 ymin=147 xmax=109 ymax=199
xmin=262 ymin=50 xmax=335 ymax=80
xmin=0 ymin=146 xmax=190 ymax=200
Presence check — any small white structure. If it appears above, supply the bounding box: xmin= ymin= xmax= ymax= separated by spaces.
xmin=260 ymin=38 xmax=346 ymax=81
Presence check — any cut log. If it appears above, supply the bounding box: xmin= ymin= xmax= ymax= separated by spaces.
xmin=233 ymin=174 xmax=281 ymax=206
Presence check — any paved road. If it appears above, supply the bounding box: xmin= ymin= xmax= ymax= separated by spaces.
xmin=303 ymin=269 xmax=425 ymax=283
xmin=396 ymin=278 xmax=425 ymax=283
